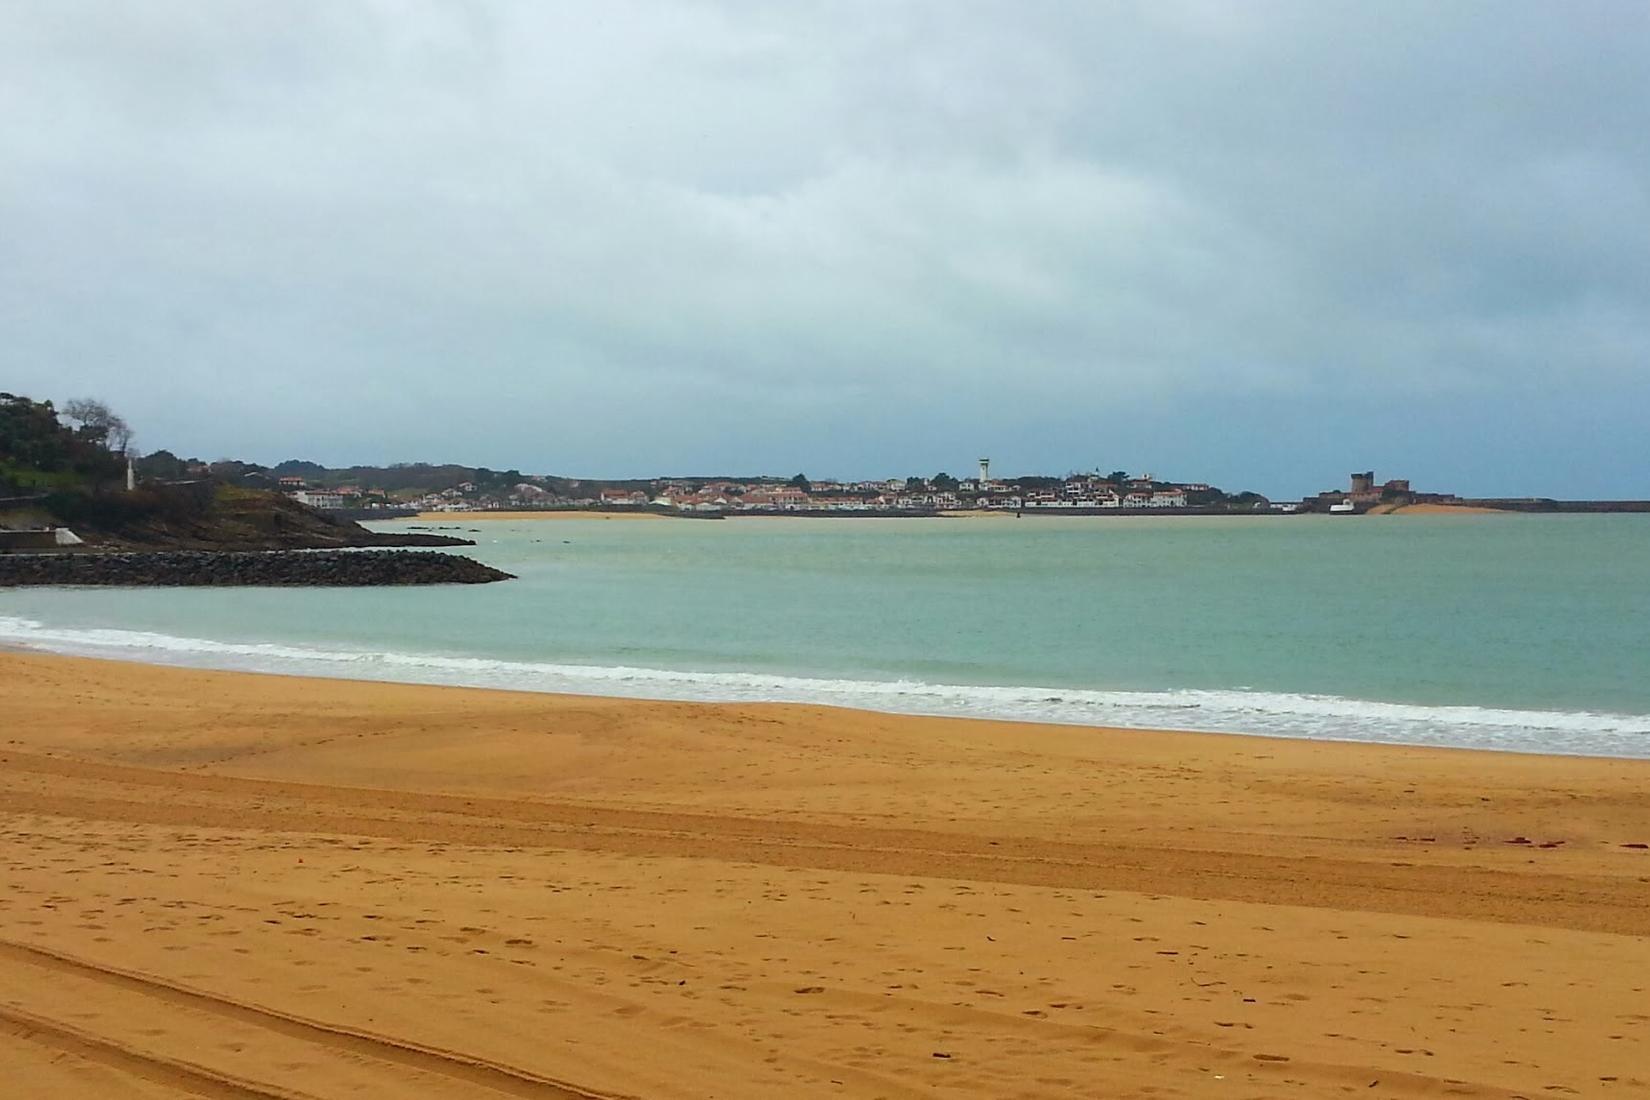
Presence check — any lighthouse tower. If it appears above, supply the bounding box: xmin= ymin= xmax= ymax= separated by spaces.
xmin=978 ymin=457 xmax=991 ymax=485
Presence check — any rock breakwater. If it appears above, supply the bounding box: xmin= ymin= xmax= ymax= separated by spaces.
xmin=0 ymin=549 xmax=514 ymax=587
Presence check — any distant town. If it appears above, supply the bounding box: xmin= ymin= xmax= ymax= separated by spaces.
xmin=146 ymin=453 xmax=1586 ymax=518
xmin=6 ymin=390 xmax=1647 ymax=553
xmin=211 ymin=458 xmax=1270 ymax=517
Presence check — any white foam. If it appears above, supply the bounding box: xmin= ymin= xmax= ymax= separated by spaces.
xmin=4 ymin=614 xmax=1648 ymax=757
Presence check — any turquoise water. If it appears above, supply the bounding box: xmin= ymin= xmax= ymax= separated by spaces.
xmin=4 ymin=515 xmax=1649 ymax=755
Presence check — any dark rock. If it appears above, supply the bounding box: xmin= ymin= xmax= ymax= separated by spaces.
xmin=362 ymin=532 xmax=477 ymax=548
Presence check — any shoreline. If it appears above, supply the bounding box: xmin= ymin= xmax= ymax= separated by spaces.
xmin=3 ymin=629 xmax=1646 ymax=759
xmin=0 ymin=645 xmax=1610 ymax=764
xmin=411 ymin=504 xmax=1650 ymax=522
xmin=3 ymin=649 xmax=1648 ymax=1097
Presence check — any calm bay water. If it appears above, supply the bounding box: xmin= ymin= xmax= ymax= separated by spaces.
xmin=5 ymin=514 xmax=1649 ymax=756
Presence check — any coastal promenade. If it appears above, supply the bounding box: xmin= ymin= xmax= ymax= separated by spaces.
xmin=2 ymin=652 xmax=1647 ymax=1097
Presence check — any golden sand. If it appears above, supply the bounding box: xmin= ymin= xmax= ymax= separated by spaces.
xmin=2 ymin=651 xmax=1647 ymax=1097
xmin=1384 ymin=503 xmax=1507 ymax=515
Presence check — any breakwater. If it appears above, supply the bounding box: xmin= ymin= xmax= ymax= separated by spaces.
xmin=0 ymin=550 xmax=513 ymax=587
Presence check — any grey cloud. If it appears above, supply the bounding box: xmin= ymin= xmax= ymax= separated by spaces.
xmin=3 ymin=1 xmax=1647 ymax=493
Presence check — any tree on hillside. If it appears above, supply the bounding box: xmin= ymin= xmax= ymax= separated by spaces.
xmin=1185 ymin=486 xmax=1229 ymax=507
xmin=63 ymin=398 xmax=133 ymax=455
xmin=271 ymin=459 xmax=328 ymax=479
xmin=1105 ymin=470 xmax=1129 ymax=484
xmin=473 ymin=467 xmax=525 ymax=489
xmin=0 ymin=392 xmax=125 ymax=487
xmin=1 ymin=394 xmax=66 ymax=470
xmin=207 ymin=459 xmax=264 ymax=482
xmin=931 ymin=472 xmax=958 ymax=491
xmin=136 ymin=449 xmax=190 ymax=481
xmin=788 ymin=473 xmax=811 ymax=492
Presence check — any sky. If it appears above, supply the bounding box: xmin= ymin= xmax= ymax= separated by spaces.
xmin=3 ymin=1 xmax=1648 ymax=498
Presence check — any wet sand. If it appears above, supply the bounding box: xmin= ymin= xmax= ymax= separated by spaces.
xmin=2 ymin=651 xmax=1647 ymax=1098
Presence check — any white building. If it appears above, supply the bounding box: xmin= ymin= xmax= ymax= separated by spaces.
xmin=294 ymin=490 xmax=346 ymax=509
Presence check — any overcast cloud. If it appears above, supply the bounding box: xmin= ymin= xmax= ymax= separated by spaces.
xmin=4 ymin=1 xmax=1648 ymax=495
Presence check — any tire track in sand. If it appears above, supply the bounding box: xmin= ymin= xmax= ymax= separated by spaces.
xmin=0 ymin=1004 xmax=309 ymax=1100
xmin=4 ymin=751 xmax=1644 ymax=936
xmin=0 ymin=939 xmax=629 ymax=1100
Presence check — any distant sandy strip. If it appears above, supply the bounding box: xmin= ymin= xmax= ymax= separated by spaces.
xmin=1366 ymin=502 xmax=1507 ymax=516
xmin=416 ymin=509 xmax=669 ymax=521
xmin=1388 ymin=502 xmax=1507 ymax=515
xmin=3 ymin=651 xmax=1647 ymax=1098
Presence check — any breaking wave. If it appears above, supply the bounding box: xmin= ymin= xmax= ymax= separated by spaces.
xmin=4 ymin=615 xmax=1648 ymax=758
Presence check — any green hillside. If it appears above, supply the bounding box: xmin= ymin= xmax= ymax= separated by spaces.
xmin=1 ymin=393 xmax=465 ymax=550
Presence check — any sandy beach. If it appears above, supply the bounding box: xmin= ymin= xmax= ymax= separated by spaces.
xmin=2 ymin=652 xmax=1647 ymax=1098
xmin=1373 ymin=503 xmax=1507 ymax=516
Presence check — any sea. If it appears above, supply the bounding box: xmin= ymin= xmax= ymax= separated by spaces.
xmin=4 ymin=514 xmax=1649 ymax=757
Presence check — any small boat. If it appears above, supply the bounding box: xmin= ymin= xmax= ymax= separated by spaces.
xmin=1328 ymin=499 xmax=1356 ymax=514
